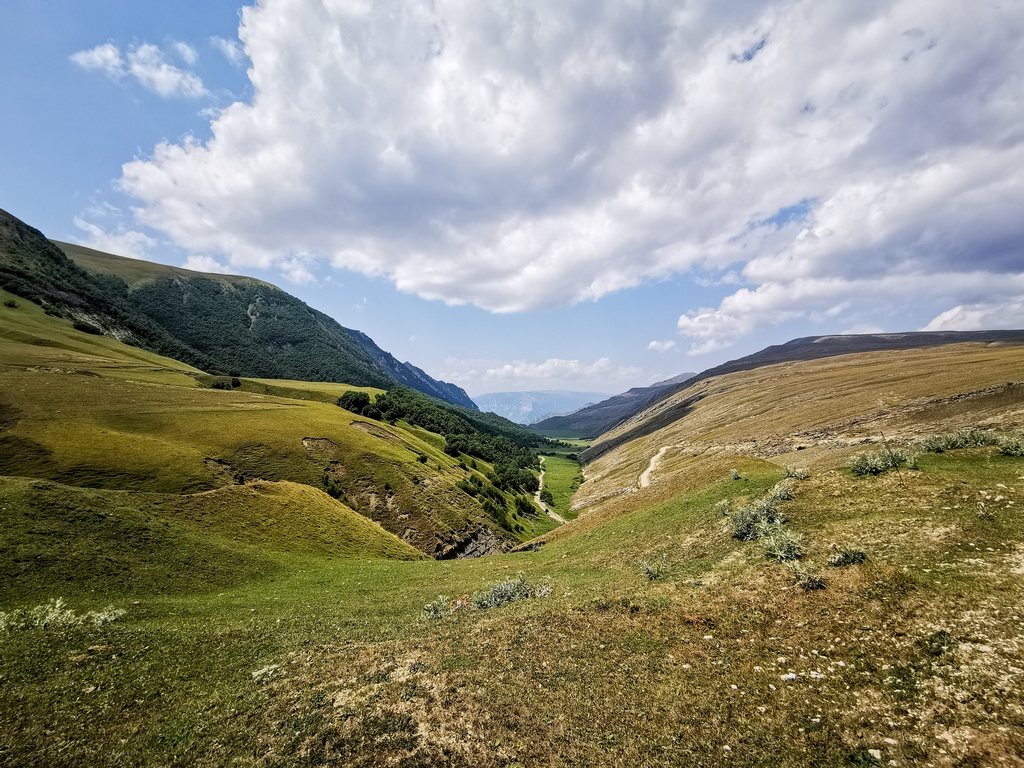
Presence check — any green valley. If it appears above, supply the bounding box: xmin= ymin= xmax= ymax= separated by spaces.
xmin=3 ymin=238 xmax=1024 ymax=766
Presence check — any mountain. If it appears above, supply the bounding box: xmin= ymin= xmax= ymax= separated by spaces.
xmin=580 ymin=330 xmax=1024 ymax=462
xmin=530 ymin=373 xmax=696 ymax=438
xmin=0 ymin=207 xmax=473 ymax=407
xmin=473 ymin=390 xmax=613 ymax=425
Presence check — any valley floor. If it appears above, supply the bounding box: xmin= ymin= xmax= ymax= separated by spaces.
xmin=4 ymin=446 xmax=1024 ymax=766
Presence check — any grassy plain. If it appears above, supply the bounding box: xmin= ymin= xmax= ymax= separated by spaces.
xmin=3 ymin=301 xmax=1024 ymax=766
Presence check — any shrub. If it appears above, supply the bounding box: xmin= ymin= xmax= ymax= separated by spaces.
xmin=2 ymin=299 xmax=18 ymax=308
xmin=998 ymin=434 xmax=1024 ymax=457
xmin=470 ymin=573 xmax=551 ymax=610
xmin=789 ymin=563 xmax=826 ymax=590
xmin=766 ymin=479 xmax=796 ymax=503
xmin=0 ymin=598 xmax=126 ymax=631
xmin=337 ymin=390 xmax=371 ymax=414
xmin=785 ymin=467 xmax=811 ymax=480
xmin=760 ymin=525 xmax=805 ymax=562
xmin=849 ymin=447 xmax=912 ymax=476
xmin=827 ymin=544 xmax=867 ymax=567
xmin=640 ymin=553 xmax=669 ymax=582
xmin=713 ymin=499 xmax=732 ymax=516
xmin=417 ymin=454 xmax=428 ymax=463
xmin=917 ymin=428 xmax=1000 ymax=453
xmin=729 ymin=499 xmax=786 ymax=541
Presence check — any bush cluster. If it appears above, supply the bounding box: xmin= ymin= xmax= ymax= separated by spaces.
xmin=0 ymin=598 xmax=125 ymax=631
xmin=727 ymin=498 xmax=787 ymax=541
xmin=422 ymin=574 xmax=552 ymax=619
xmin=828 ymin=544 xmax=867 ymax=567
xmin=849 ymin=447 xmax=914 ymax=476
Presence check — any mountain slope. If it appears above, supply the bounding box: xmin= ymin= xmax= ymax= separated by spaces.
xmin=531 ymin=373 xmax=696 ymax=437
xmin=0 ymin=290 xmax=553 ymax=558
xmin=0 ymin=207 xmax=472 ymax=406
xmin=473 ymin=390 xmax=613 ymax=425
xmin=575 ymin=338 xmax=1024 ymax=502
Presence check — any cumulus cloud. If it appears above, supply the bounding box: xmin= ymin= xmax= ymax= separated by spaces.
xmin=444 ymin=356 xmax=642 ymax=391
xmin=71 ymin=41 xmax=207 ymax=98
xmin=648 ymin=340 xmax=677 ymax=352
xmin=116 ymin=0 xmax=1024 ymax=346
xmin=924 ymin=299 xmax=1024 ymax=332
xmin=210 ymin=36 xmax=246 ymax=66
xmin=183 ymin=255 xmax=231 ymax=274
xmin=72 ymin=217 xmax=156 ymax=259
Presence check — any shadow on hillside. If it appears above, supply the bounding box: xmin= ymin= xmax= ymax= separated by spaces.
xmin=580 ymin=394 xmax=704 ymax=463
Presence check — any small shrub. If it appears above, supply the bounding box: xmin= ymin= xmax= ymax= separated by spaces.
xmin=918 ymin=629 xmax=952 ymax=657
xmin=998 ymin=434 xmax=1024 ymax=457
xmin=730 ymin=469 xmax=741 ymax=480
xmin=785 ymin=467 xmax=810 ymax=480
xmin=0 ymin=598 xmax=126 ymax=631
xmin=639 ymin=553 xmax=669 ymax=582
xmin=917 ymin=428 xmax=1000 ymax=453
xmin=828 ymin=544 xmax=867 ymax=567
xmin=760 ymin=525 xmax=805 ymax=562
xmin=713 ymin=499 xmax=732 ymax=516
xmin=2 ymin=299 xmax=18 ymax=308
xmin=423 ymin=595 xmax=452 ymax=621
xmin=729 ymin=499 xmax=785 ymax=541
xmin=766 ymin=479 xmax=796 ymax=503
xmin=849 ymin=447 xmax=912 ymax=476
xmin=417 ymin=454 xmax=428 ymax=463
xmin=470 ymin=573 xmax=551 ymax=610
xmin=789 ymin=563 xmax=826 ymax=590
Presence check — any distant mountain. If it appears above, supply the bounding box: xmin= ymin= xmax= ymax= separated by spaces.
xmin=531 ymin=373 xmax=696 ymax=438
xmin=0 ymin=207 xmax=474 ymax=407
xmin=473 ymin=390 xmax=613 ymax=425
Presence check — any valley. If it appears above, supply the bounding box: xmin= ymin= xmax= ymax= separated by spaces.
xmin=2 ymin=215 xmax=1024 ymax=765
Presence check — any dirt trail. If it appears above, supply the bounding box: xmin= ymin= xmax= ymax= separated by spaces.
xmin=639 ymin=446 xmax=671 ymax=488
xmin=534 ymin=457 xmax=567 ymax=525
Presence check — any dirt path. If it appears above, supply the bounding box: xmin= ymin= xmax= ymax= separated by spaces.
xmin=639 ymin=446 xmax=671 ymax=488
xmin=534 ymin=457 xmax=567 ymax=525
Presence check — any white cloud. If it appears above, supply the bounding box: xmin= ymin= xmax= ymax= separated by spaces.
xmin=443 ymin=356 xmax=642 ymax=391
xmin=183 ymin=255 xmax=231 ymax=274
xmin=71 ymin=42 xmax=207 ymax=98
xmin=924 ymin=299 xmax=1024 ymax=332
xmin=172 ymin=41 xmax=199 ymax=66
xmin=70 ymin=43 xmax=125 ymax=77
xmin=72 ymin=217 xmax=155 ymax=259
xmin=210 ymin=36 xmax=246 ymax=66
xmin=115 ymin=0 xmax=1024 ymax=341
xmin=648 ymin=340 xmax=677 ymax=352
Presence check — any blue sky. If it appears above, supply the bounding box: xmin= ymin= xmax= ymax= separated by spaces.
xmin=3 ymin=1 xmax=1023 ymax=397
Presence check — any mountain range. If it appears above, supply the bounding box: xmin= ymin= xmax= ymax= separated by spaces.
xmin=473 ymin=390 xmax=613 ymax=425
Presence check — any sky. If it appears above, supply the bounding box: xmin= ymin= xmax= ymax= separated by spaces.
xmin=2 ymin=0 xmax=1023 ymax=398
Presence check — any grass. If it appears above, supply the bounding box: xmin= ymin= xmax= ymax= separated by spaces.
xmin=4 ymin=304 xmax=1024 ymax=765
xmin=539 ymin=454 xmax=584 ymax=520
xmin=7 ymin=445 xmax=1023 ymax=765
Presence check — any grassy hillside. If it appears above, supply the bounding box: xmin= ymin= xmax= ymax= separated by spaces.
xmin=4 ymin=321 xmax=1024 ymax=766
xmin=55 ymin=239 xmax=477 ymax=408
xmin=0 ymin=292 xmax=546 ymax=555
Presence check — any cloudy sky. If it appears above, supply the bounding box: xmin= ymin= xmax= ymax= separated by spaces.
xmin=3 ymin=0 xmax=1023 ymax=397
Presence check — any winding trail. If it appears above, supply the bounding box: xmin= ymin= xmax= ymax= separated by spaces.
xmin=534 ymin=457 xmax=567 ymax=524
xmin=639 ymin=446 xmax=671 ymax=488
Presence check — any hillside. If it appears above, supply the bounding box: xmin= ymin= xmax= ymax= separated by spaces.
xmin=0 ymin=206 xmax=473 ymax=406
xmin=473 ymin=390 xmax=613 ymax=424
xmin=0 ymin=291 xmax=557 ymax=560
xmin=4 ymin=322 xmax=1024 ymax=765
xmin=532 ymin=372 xmax=696 ymax=438
xmin=537 ymin=331 xmax=1024 ymax=440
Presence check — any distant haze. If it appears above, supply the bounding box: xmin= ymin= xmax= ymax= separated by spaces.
xmin=473 ymin=391 xmax=614 ymax=425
